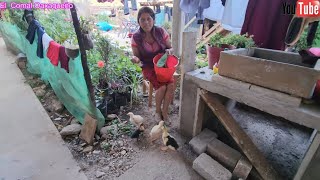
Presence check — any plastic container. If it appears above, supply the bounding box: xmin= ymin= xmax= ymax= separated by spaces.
xmin=153 ymin=53 xmax=179 ymax=82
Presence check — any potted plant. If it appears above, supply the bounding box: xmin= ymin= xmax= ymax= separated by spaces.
xmin=64 ymin=35 xmax=79 ymax=59
xmin=206 ymin=33 xmax=229 ymax=69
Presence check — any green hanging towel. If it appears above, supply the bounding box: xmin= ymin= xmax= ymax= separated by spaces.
xmin=157 ymin=53 xmax=168 ymax=67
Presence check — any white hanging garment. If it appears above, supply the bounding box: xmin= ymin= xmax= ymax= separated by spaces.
xmin=42 ymin=33 xmax=53 ymax=51
xmin=203 ymin=0 xmax=225 ymax=21
xmin=221 ymin=0 xmax=249 ymax=34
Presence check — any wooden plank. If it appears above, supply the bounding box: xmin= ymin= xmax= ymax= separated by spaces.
xmin=70 ymin=4 xmax=95 ymax=107
xmin=79 ymin=114 xmax=98 ymax=145
xmin=250 ymin=85 xmax=302 ymax=108
xmin=197 ymin=24 xmax=204 ymax=44
xmin=199 ymin=89 xmax=282 ymax=180
xmin=202 ymin=22 xmax=221 ymax=39
xmin=185 ymin=67 xmax=320 ymax=130
xmin=184 ymin=16 xmax=196 ymax=30
xmin=294 ymin=131 xmax=320 ymax=180
xmin=193 ymin=88 xmax=205 ymax=137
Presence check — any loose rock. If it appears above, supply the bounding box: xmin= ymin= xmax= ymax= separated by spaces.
xmin=93 ymin=150 xmax=101 ymax=154
xmin=96 ymin=171 xmax=105 ymax=178
xmin=83 ymin=146 xmax=93 ymax=153
xmin=59 ymin=124 xmax=82 ymax=136
xmin=100 ymin=125 xmax=117 ymax=135
xmin=107 ymin=114 xmax=117 ymax=120
xmin=51 ymin=98 xmax=64 ymax=112
xmin=33 ymin=87 xmax=46 ymax=97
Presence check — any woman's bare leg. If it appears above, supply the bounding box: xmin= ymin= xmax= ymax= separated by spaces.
xmin=162 ymin=83 xmax=174 ymax=121
xmin=155 ymin=85 xmax=166 ymax=120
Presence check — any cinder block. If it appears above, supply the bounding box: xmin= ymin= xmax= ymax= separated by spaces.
xmin=189 ymin=128 xmax=218 ymax=154
xmin=207 ymin=139 xmax=242 ymax=170
xmin=232 ymin=156 xmax=252 ymax=180
xmin=193 ymin=153 xmax=232 ymax=180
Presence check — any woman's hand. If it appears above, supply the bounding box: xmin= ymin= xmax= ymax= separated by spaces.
xmin=131 ymin=56 xmax=140 ymax=64
xmin=165 ymin=48 xmax=174 ymax=55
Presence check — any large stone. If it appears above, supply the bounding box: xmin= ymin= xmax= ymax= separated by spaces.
xmin=189 ymin=128 xmax=218 ymax=154
xmin=207 ymin=138 xmax=242 ymax=170
xmin=60 ymin=124 xmax=82 ymax=136
xmin=193 ymin=153 xmax=232 ymax=180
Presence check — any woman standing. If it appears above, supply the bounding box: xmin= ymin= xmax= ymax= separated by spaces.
xmin=131 ymin=7 xmax=174 ymax=125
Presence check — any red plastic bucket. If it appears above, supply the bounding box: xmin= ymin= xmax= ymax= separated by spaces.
xmin=153 ymin=53 xmax=179 ymax=82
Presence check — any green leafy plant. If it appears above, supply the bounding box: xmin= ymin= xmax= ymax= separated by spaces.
xmin=208 ymin=33 xmax=224 ymax=47
xmin=80 ymin=16 xmax=94 ymax=34
xmin=220 ymin=33 xmax=255 ymax=48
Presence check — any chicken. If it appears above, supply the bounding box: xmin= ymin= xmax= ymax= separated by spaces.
xmin=149 ymin=121 xmax=164 ymax=142
xmin=127 ymin=112 xmax=144 ymax=128
xmin=161 ymin=125 xmax=179 ymax=151
xmin=130 ymin=123 xmax=145 ymax=141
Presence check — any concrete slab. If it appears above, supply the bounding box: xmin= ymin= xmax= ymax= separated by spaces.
xmin=0 ymin=38 xmax=87 ymax=180
xmin=189 ymin=128 xmax=218 ymax=154
xmin=193 ymin=153 xmax=232 ymax=180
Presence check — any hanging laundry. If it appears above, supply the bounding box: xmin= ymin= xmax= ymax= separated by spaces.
xmin=241 ymin=0 xmax=296 ymax=50
xmin=47 ymin=41 xmax=61 ymax=66
xmin=59 ymin=46 xmax=70 ymax=73
xmin=203 ymin=0 xmax=225 ymax=22
xmin=221 ymin=0 xmax=249 ymax=34
xmin=26 ymin=19 xmax=45 ymax=58
xmin=180 ymin=0 xmax=200 ymax=14
xmin=180 ymin=0 xmax=210 ymax=23
xmin=42 ymin=33 xmax=53 ymax=51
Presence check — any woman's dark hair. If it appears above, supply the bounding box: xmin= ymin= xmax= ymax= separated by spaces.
xmin=137 ymin=7 xmax=155 ymax=23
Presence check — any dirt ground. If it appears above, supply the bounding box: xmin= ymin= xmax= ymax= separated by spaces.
xmin=20 ymin=67 xmax=203 ymax=180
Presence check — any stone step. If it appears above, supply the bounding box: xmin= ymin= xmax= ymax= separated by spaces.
xmin=207 ymin=138 xmax=242 ymax=170
xmin=189 ymin=128 xmax=218 ymax=155
xmin=193 ymin=153 xmax=232 ymax=180
xmin=207 ymin=139 xmax=252 ymax=179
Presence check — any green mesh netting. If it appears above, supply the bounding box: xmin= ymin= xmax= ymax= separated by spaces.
xmin=0 ymin=21 xmax=105 ymax=129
